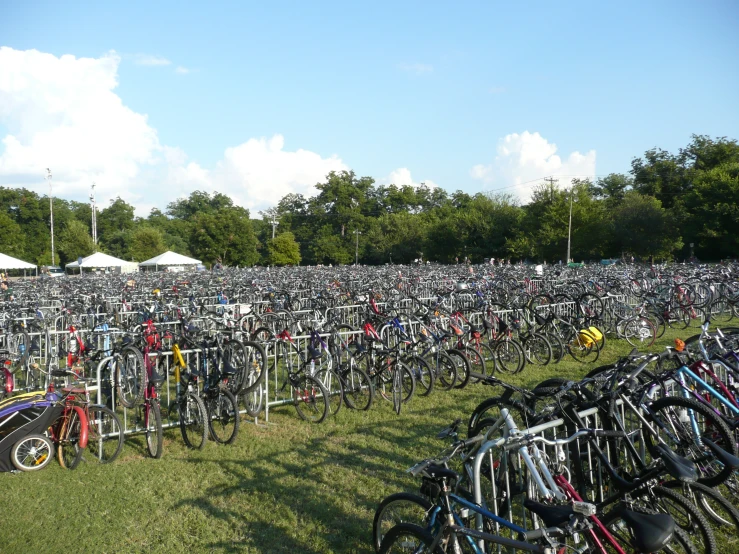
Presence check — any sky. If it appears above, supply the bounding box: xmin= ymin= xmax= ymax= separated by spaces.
xmin=1 ymin=0 xmax=737 ymax=216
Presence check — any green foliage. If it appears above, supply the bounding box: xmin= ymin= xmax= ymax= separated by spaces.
xmin=57 ymin=219 xmax=95 ymax=265
xmin=128 ymin=226 xmax=167 ymax=262
xmin=0 ymin=134 xmax=736 ymax=265
xmin=268 ymin=232 xmax=302 ymax=266
xmin=613 ymin=192 xmax=683 ymax=260
xmin=0 ymin=212 xmax=25 ymax=257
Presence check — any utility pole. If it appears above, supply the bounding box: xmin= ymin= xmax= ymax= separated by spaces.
xmin=543 ymin=176 xmax=558 ymax=202
xmin=566 ymin=184 xmax=575 ymax=264
xmin=270 ymin=212 xmax=279 ymax=239
xmin=90 ymin=182 xmax=98 ymax=246
xmin=46 ymin=169 xmax=55 ymax=266
xmin=354 ymin=229 xmax=361 ymax=265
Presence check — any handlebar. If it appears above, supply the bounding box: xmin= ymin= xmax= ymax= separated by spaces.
xmin=502 ymin=428 xmax=627 ymax=451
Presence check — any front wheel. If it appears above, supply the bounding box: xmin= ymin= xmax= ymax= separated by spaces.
xmin=85 ymin=405 xmax=124 ymax=464
xmin=378 ymin=522 xmax=441 ymax=554
xmin=373 ymin=493 xmax=433 ymax=553
xmin=145 ymin=401 xmax=163 ymax=459
xmin=179 ymin=392 xmax=208 ymax=450
xmin=206 ymin=389 xmax=240 ymax=444
xmin=292 ymin=375 xmax=329 ymax=424
xmin=12 ymin=434 xmax=55 ymax=472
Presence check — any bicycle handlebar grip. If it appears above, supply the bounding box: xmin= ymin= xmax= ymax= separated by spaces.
xmin=594 ymin=429 xmax=627 ymax=438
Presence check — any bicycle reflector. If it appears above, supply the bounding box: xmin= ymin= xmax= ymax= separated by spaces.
xmin=3 ymin=364 xmax=13 ymax=395
xmin=675 ymin=338 xmax=686 ymax=352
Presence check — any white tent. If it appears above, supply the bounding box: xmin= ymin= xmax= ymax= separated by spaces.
xmin=0 ymin=253 xmax=37 ymax=276
xmin=138 ymin=251 xmax=201 ymax=271
xmin=0 ymin=253 xmax=36 ymax=270
xmin=65 ymin=252 xmax=134 ymax=273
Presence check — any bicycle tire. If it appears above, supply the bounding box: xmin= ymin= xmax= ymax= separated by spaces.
xmin=58 ymin=409 xmax=85 ymax=470
xmin=494 ymin=339 xmax=526 ymax=374
xmin=206 ymin=389 xmax=240 ymax=444
xmin=372 ymin=493 xmax=433 ymax=553
xmin=145 ymin=400 xmax=163 ymax=459
xmin=643 ymin=396 xmax=737 ymax=487
xmin=86 ymin=405 xmax=124 ymax=464
xmin=116 ymin=346 xmax=146 ymax=408
xmin=179 ymin=392 xmax=208 ymax=450
xmin=292 ymin=374 xmax=329 ymax=423
xmin=402 ymin=354 xmax=434 ymax=397
xmin=314 ymin=368 xmax=343 ymax=417
xmin=378 ymin=522 xmax=441 ymax=554
xmin=241 ymin=340 xmax=267 ymax=394
xmin=663 ymin=480 xmax=739 ymax=534
xmin=648 ymin=485 xmax=717 ymax=554
xmin=241 ymin=385 xmax=264 ymax=417
xmin=447 ymin=348 xmax=471 ymax=388
xmin=341 ymin=364 xmax=374 ymax=411
xmin=11 ymin=434 xmax=55 ymax=472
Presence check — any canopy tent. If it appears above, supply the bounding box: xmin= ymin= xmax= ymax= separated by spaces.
xmin=0 ymin=253 xmax=37 ymax=277
xmin=65 ymin=252 xmax=137 ymax=273
xmin=0 ymin=253 xmax=36 ymax=270
xmin=138 ymin=251 xmax=201 ymax=271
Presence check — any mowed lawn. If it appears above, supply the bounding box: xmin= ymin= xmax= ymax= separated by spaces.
xmin=0 ymin=329 xmax=706 ymax=553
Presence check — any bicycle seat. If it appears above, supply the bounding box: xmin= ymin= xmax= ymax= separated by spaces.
xmin=653 ymin=443 xmax=697 ymax=482
xmin=149 ymin=370 xmax=166 ymax=386
xmin=702 ymin=437 xmax=739 ymax=470
xmin=422 ymin=464 xmax=458 ymax=483
xmin=620 ymin=510 xmax=675 ymax=553
xmin=523 ymin=498 xmax=574 ymax=527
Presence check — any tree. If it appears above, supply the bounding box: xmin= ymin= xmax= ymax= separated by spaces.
xmin=0 ymin=212 xmax=25 ymax=257
xmin=128 ymin=227 xmax=167 ymax=262
xmin=268 ymin=232 xmax=301 ymax=266
xmin=57 ymin=219 xmax=95 ymax=265
xmin=189 ymin=207 xmax=259 ymax=266
xmin=613 ymin=192 xmax=682 ymax=260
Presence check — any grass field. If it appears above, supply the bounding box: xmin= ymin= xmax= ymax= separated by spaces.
xmin=0 ymin=328 xmax=723 ymax=553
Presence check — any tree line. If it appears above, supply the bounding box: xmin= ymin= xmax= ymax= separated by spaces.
xmin=0 ymin=134 xmax=736 ymax=267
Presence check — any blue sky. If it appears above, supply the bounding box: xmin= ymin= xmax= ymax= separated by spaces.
xmin=1 ymin=0 xmax=738 ymax=214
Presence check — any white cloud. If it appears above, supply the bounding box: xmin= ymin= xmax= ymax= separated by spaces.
xmin=0 ymin=47 xmax=161 ymax=205
xmin=0 ymin=47 xmax=349 ymax=216
xmin=175 ymin=66 xmax=190 ymax=75
xmin=134 ymin=54 xmax=171 ymax=66
xmin=470 ymin=131 xmax=596 ymax=202
xmin=397 ymin=62 xmax=433 ymax=75
xmin=488 ymin=86 xmax=506 ymax=94
xmin=383 ymin=167 xmax=437 ymax=189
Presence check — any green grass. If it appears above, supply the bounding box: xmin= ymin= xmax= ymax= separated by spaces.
xmin=0 ymin=327 xmax=726 ymax=553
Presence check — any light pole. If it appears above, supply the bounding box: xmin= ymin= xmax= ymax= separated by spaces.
xmin=354 ymin=229 xmax=361 ymax=265
xmin=566 ymin=184 xmax=575 ymax=264
xmin=46 ymin=169 xmax=55 ymax=266
xmin=90 ymin=182 xmax=98 ymax=246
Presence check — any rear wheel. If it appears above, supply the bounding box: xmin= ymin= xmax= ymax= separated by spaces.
xmin=373 ymin=493 xmax=433 ymax=553
xmin=292 ymin=375 xmax=329 ymax=423
xmin=86 ymin=405 xmax=124 ymax=463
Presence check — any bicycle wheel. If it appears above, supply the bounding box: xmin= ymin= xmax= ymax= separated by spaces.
xmin=447 ymin=348 xmax=471 ymax=388
xmin=644 ymin=396 xmax=737 ymax=487
xmin=145 ymin=400 xmax=163 ymax=459
xmin=378 ymin=522 xmax=440 ymax=554
xmin=494 ymin=339 xmax=525 ymax=374
xmin=402 ymin=355 xmax=434 ymax=397
xmin=341 ymin=364 xmax=373 ymax=411
xmin=664 ymin=480 xmax=739 ymax=536
xmin=206 ymin=389 xmax=240 ymax=444
xmin=647 ymin=486 xmax=716 ymax=554
xmin=522 ymin=333 xmax=552 ymax=366
xmin=424 ymin=350 xmax=457 ymax=391
xmin=222 ymin=340 xmax=248 ymax=395
xmin=86 ymin=405 xmax=124 ymax=464
xmin=623 ymin=317 xmax=656 ymax=348
xmin=116 ymin=346 xmax=146 ymax=408
xmin=392 ymin=362 xmax=403 ymax=415
xmin=241 ymin=340 xmax=267 ymax=394
xmin=314 ymin=368 xmax=343 ymax=417
xmin=179 ymin=392 xmax=208 ymax=450
xmin=373 ymin=493 xmax=433 ymax=553
xmin=241 ymin=385 xmax=264 ymax=417
xmin=58 ymin=410 xmax=85 ymax=470
xmin=11 ymin=434 xmax=55 ymax=472
xmin=566 ymin=329 xmax=600 ymax=363
xmin=292 ymin=374 xmax=329 ymax=423
xmin=461 ymin=345 xmax=486 ymax=382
